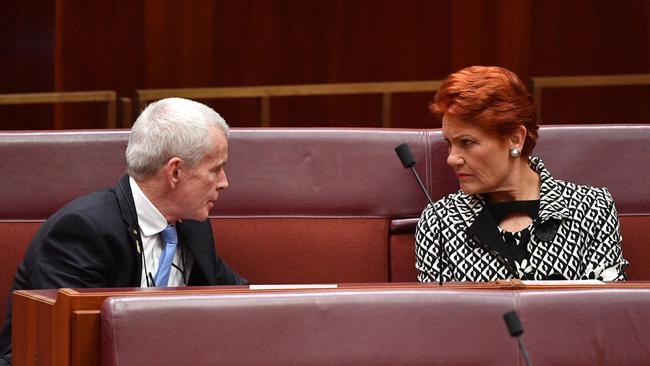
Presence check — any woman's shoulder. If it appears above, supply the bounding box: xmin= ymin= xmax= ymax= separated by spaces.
xmin=555 ymin=178 xmax=612 ymax=198
xmin=434 ymin=190 xmax=472 ymax=207
xmin=550 ymin=178 xmax=615 ymax=208
xmin=534 ymin=156 xmax=614 ymax=205
xmin=420 ymin=190 xmax=475 ymax=218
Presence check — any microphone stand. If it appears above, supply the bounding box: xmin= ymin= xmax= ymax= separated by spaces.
xmin=394 ymin=143 xmax=444 ymax=286
xmin=517 ymin=337 xmax=533 ymax=366
xmin=503 ymin=310 xmax=533 ymax=366
xmin=408 ymin=166 xmax=433 ymax=204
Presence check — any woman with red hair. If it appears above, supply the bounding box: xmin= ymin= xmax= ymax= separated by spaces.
xmin=416 ymin=66 xmax=627 ymax=282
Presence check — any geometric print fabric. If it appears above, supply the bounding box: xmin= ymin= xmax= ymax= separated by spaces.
xmin=416 ymin=156 xmax=628 ymax=282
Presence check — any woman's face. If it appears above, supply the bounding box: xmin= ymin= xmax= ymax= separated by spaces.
xmin=442 ymin=114 xmax=515 ymax=196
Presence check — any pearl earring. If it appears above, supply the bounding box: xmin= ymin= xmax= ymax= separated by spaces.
xmin=509 ymin=148 xmax=521 ymax=158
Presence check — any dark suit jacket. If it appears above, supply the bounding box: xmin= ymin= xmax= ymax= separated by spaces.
xmin=0 ymin=175 xmax=246 ymax=364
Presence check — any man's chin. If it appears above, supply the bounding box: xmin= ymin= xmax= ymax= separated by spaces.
xmin=186 ymin=210 xmax=211 ymax=222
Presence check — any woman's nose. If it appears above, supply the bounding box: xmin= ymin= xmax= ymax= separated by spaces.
xmin=447 ymin=149 xmax=464 ymax=167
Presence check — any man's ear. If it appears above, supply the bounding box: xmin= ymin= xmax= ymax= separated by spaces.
xmin=510 ymin=125 xmax=527 ymax=150
xmin=164 ymin=157 xmax=182 ymax=187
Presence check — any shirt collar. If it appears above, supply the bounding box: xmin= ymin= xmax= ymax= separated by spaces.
xmin=129 ymin=176 xmax=168 ymax=237
xmin=528 ymin=156 xmax=571 ymax=221
xmin=458 ymin=156 xmax=571 ymax=226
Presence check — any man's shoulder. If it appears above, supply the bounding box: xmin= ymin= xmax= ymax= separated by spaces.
xmin=56 ymin=187 xmax=119 ymax=216
xmin=42 ymin=187 xmax=123 ymax=231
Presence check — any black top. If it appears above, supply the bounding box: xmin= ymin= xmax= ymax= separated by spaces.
xmin=485 ymin=200 xmax=540 ymax=265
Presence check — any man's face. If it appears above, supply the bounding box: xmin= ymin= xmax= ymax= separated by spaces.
xmin=175 ymin=126 xmax=229 ymax=221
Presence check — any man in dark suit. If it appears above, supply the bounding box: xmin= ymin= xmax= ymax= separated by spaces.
xmin=0 ymin=97 xmax=247 ymax=365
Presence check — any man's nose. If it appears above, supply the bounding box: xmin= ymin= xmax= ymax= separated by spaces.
xmin=218 ymin=169 xmax=229 ymax=189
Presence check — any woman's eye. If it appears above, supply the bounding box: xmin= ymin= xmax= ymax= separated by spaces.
xmin=461 ymin=139 xmax=474 ymax=146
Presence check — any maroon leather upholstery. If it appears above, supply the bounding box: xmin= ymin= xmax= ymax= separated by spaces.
xmin=100 ymin=287 xmax=650 ymax=365
xmin=532 ymin=125 xmax=650 ymax=214
xmin=1 ymin=125 xmax=649 ymax=320
xmin=213 ymin=128 xmax=432 ymax=283
xmin=100 ymin=289 xmax=518 ymax=366
xmin=212 ymin=218 xmax=389 ymax=283
xmin=0 ymin=130 xmax=129 ymax=220
xmin=518 ymin=288 xmax=650 ymax=364
xmin=221 ymin=128 xmax=433 ymax=217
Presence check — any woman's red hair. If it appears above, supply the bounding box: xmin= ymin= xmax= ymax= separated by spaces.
xmin=431 ymin=66 xmax=538 ymax=156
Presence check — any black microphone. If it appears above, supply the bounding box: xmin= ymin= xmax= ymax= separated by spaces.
xmin=395 ymin=143 xmax=434 ymax=204
xmin=394 ymin=143 xmax=444 ymax=286
xmin=503 ymin=310 xmax=533 ymax=366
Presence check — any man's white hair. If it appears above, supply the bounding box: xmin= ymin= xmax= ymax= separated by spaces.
xmin=126 ymin=97 xmax=229 ymax=179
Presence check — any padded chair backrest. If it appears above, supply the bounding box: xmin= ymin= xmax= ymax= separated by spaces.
xmin=101 ymin=287 xmax=650 ymax=365
xmin=0 ymin=130 xmax=129 ymax=220
xmin=101 ymin=289 xmax=517 ymax=366
xmin=1 ymin=124 xmax=649 ymax=305
xmin=213 ymin=128 xmax=434 ymax=283
xmin=518 ymin=288 xmax=650 ymax=364
xmin=532 ymin=125 xmax=650 ymax=214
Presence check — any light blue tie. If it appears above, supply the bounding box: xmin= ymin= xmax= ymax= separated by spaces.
xmin=154 ymin=225 xmax=178 ymax=287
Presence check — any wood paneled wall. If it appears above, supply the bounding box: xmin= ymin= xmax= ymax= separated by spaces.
xmin=2 ymin=0 xmax=650 ymax=129
xmin=1 ymin=1 xmax=56 ymax=129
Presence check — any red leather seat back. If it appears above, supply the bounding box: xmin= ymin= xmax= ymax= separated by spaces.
xmin=518 ymin=288 xmax=650 ymax=364
xmin=101 ymin=289 xmax=517 ymax=366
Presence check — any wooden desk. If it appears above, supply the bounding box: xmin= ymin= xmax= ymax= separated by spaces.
xmin=13 ymin=281 xmax=650 ymax=366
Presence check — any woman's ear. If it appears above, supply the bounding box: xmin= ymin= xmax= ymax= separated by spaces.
xmin=510 ymin=125 xmax=528 ymax=150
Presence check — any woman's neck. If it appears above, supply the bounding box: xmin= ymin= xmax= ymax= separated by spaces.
xmin=485 ymin=158 xmax=541 ymax=203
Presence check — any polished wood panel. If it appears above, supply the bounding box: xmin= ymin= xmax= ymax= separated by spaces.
xmin=135 ymin=80 xmax=443 ymax=127
xmin=0 ymin=92 xmax=117 ymax=128
xmin=12 ymin=290 xmax=56 ymax=366
xmin=0 ymin=1 xmax=55 ymax=129
xmin=1 ymin=1 xmax=649 ymax=129
xmin=528 ymin=1 xmax=650 ymax=124
xmin=70 ymin=311 xmax=100 ymax=366
xmin=531 ymin=75 xmax=650 ymax=123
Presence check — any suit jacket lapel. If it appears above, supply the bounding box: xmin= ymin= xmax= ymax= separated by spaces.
xmin=177 ymin=220 xmax=217 ymax=285
xmin=115 ymin=174 xmax=144 ymax=285
xmin=467 ymin=208 xmax=516 ymax=266
xmin=459 ymin=193 xmax=518 ymax=274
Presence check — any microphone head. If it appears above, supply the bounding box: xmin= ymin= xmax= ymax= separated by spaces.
xmin=395 ymin=143 xmax=416 ymax=168
xmin=503 ymin=310 xmax=524 ymax=337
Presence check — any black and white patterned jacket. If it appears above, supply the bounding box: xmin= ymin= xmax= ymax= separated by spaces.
xmin=415 ymin=156 xmax=628 ymax=282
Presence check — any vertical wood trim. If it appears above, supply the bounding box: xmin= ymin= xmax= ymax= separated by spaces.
xmin=53 ymin=0 xmax=64 ymax=129
xmin=106 ymin=97 xmax=117 ymax=129
xmin=120 ymin=97 xmax=133 ymax=128
xmin=533 ymin=86 xmax=542 ymax=124
xmin=261 ymin=96 xmax=271 ymax=127
xmin=381 ymin=92 xmax=392 ymax=128
xmin=70 ymin=310 xmax=101 ymax=366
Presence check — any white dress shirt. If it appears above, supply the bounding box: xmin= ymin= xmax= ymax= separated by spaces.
xmin=130 ymin=177 xmax=193 ymax=287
